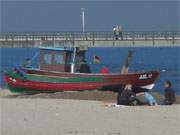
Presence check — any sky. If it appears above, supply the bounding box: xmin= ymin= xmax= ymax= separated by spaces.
xmin=0 ymin=0 xmax=179 ymax=32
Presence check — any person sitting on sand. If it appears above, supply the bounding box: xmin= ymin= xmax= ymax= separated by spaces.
xmin=164 ymin=80 xmax=176 ymax=105
xmin=117 ymin=84 xmax=144 ymax=106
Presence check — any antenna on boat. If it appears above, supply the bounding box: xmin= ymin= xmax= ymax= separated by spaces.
xmin=121 ymin=50 xmax=134 ymax=74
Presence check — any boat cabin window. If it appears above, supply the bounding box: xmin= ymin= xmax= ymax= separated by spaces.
xmin=44 ymin=53 xmax=52 ymax=64
xmin=54 ymin=54 xmax=64 ymax=64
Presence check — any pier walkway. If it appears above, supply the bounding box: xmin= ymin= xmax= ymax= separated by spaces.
xmin=0 ymin=31 xmax=180 ymax=47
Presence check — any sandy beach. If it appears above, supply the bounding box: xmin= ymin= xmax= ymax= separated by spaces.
xmin=0 ymin=98 xmax=179 ymax=135
xmin=0 ymin=89 xmax=180 ymax=135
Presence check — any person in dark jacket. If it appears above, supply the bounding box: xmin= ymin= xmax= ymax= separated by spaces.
xmin=79 ymin=60 xmax=91 ymax=73
xmin=164 ymin=80 xmax=176 ymax=105
xmin=117 ymin=84 xmax=144 ymax=105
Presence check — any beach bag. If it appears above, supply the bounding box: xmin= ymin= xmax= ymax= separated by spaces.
xmin=144 ymin=92 xmax=157 ymax=105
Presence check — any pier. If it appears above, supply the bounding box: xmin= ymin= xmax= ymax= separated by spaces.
xmin=0 ymin=31 xmax=180 ymax=48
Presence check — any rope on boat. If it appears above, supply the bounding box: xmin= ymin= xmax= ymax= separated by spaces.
xmin=14 ymin=66 xmax=27 ymax=79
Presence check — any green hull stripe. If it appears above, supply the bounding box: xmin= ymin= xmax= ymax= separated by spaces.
xmin=6 ymin=71 xmax=103 ymax=83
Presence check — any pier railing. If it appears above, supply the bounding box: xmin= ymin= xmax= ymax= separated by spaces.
xmin=0 ymin=31 xmax=180 ymax=42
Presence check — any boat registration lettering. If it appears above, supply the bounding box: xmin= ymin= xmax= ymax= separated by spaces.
xmin=139 ymin=74 xmax=152 ymax=80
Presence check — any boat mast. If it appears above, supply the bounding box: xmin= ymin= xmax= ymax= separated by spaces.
xmin=121 ymin=50 xmax=134 ymax=74
xmin=71 ymin=47 xmax=77 ymax=73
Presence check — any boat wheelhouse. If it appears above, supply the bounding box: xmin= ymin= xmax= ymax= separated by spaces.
xmin=39 ymin=47 xmax=73 ymax=72
xmin=39 ymin=47 xmax=86 ymax=73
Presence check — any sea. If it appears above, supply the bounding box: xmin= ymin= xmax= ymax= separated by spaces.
xmin=0 ymin=47 xmax=179 ymax=95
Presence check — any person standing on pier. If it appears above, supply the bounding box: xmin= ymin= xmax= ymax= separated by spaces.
xmin=113 ymin=26 xmax=119 ymax=40
xmin=118 ymin=25 xmax=123 ymax=40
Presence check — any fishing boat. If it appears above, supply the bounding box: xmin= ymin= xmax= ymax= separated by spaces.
xmin=4 ymin=47 xmax=160 ymax=93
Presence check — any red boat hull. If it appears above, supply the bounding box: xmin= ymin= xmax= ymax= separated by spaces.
xmin=4 ymin=69 xmax=160 ymax=93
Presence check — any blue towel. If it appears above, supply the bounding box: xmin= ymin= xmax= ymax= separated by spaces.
xmin=144 ymin=92 xmax=157 ymax=105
